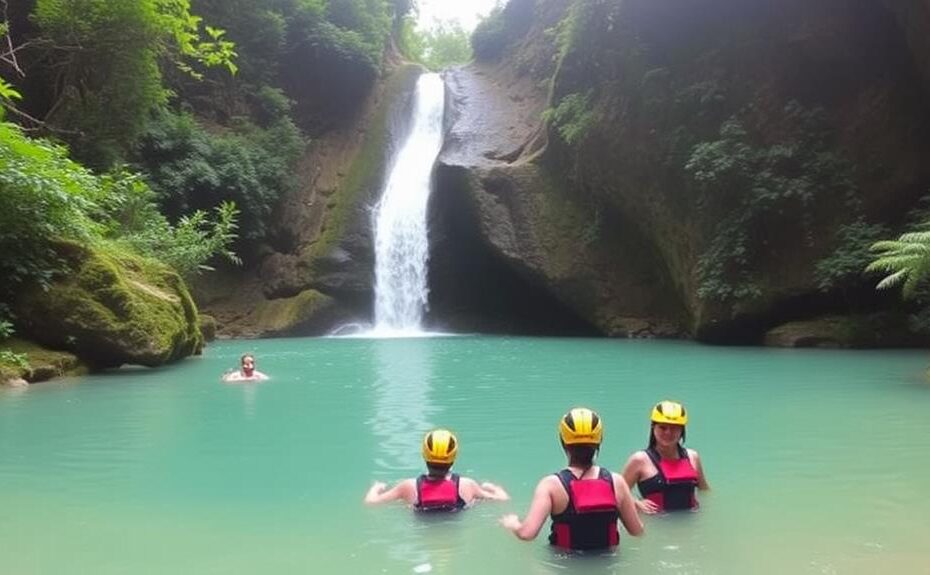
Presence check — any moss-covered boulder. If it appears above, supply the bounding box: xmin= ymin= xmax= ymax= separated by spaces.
xmin=0 ymin=338 xmax=87 ymax=384
xmin=14 ymin=241 xmax=203 ymax=368
xmin=248 ymin=289 xmax=338 ymax=336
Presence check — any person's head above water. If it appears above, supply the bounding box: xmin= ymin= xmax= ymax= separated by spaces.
xmin=422 ymin=428 xmax=458 ymax=478
xmin=648 ymin=400 xmax=687 ymax=449
xmin=240 ymin=354 xmax=256 ymax=377
xmin=559 ymin=407 xmax=603 ymax=468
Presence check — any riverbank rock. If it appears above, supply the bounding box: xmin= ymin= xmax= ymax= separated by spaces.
xmin=764 ymin=313 xmax=930 ymax=349
xmin=14 ymin=242 xmax=203 ymax=368
xmin=0 ymin=338 xmax=87 ymax=384
xmin=199 ymin=314 xmax=217 ymax=342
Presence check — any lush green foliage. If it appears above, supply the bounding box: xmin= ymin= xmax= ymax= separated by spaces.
xmin=0 ymin=77 xmax=20 ymax=107
xmin=0 ymin=121 xmax=241 ymax=310
xmin=866 ymin=221 xmax=930 ymax=298
xmin=91 ymin=171 xmax=242 ymax=276
xmin=0 ymin=122 xmax=101 ymax=300
xmin=815 ymin=220 xmax=889 ymax=292
xmin=326 ymin=0 xmax=391 ymax=65
xmin=399 ymin=18 xmax=472 ymax=70
xmin=543 ymin=92 xmax=595 ymax=146
xmin=29 ymin=0 xmax=236 ymax=167
xmin=686 ymin=103 xmax=857 ymax=301
xmin=133 ymin=108 xmax=303 ymax=246
xmin=0 ymin=319 xmax=29 ymax=374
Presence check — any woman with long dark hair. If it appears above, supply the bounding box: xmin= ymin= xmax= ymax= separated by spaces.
xmin=621 ymin=401 xmax=709 ymax=513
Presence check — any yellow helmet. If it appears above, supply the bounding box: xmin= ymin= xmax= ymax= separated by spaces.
xmin=422 ymin=429 xmax=458 ymax=464
xmin=651 ymin=400 xmax=688 ymax=426
xmin=559 ymin=407 xmax=603 ymax=445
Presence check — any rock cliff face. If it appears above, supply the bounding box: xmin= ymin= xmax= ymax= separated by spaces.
xmin=197 ymin=64 xmax=424 ymax=337
xmin=433 ymin=0 xmax=930 ymax=342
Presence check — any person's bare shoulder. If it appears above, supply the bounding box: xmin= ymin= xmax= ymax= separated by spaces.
xmin=624 ymin=450 xmax=649 ymax=468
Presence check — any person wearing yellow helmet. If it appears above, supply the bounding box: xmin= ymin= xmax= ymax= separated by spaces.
xmin=621 ymin=400 xmax=709 ymax=513
xmin=500 ymin=408 xmax=643 ymax=550
xmin=364 ymin=429 xmax=509 ymax=511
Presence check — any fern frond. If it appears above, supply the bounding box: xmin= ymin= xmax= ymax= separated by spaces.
xmin=874 ymin=269 xmax=908 ymax=290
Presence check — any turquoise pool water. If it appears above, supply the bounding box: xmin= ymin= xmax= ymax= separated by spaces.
xmin=2 ymin=337 xmax=928 ymax=574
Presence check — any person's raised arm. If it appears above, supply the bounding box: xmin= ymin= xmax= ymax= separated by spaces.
xmin=364 ymin=479 xmax=414 ymax=505
xmin=614 ymin=474 xmax=644 ymax=536
xmin=499 ymin=478 xmax=553 ymax=541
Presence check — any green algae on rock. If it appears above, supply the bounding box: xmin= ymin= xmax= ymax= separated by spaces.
xmin=15 ymin=241 xmax=203 ymax=368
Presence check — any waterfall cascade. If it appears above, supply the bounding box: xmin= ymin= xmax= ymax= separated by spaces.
xmin=371 ymin=73 xmax=445 ymax=335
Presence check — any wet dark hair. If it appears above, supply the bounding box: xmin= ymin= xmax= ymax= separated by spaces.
xmin=426 ymin=462 xmax=452 ymax=478
xmin=562 ymin=443 xmax=598 ymax=468
xmin=647 ymin=423 xmax=686 ymax=449
xmin=240 ymin=353 xmax=255 ymax=365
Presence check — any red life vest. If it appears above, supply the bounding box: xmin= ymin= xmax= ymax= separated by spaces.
xmin=637 ymin=446 xmax=699 ymax=511
xmin=415 ymin=473 xmax=465 ymax=512
xmin=549 ymin=467 xmax=620 ymax=550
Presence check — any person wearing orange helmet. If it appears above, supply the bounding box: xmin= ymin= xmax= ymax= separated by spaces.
xmin=500 ymin=408 xmax=643 ymax=551
xmin=621 ymin=400 xmax=709 ymax=514
xmin=364 ymin=428 xmax=509 ymax=510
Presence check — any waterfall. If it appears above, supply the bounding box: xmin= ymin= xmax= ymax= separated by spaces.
xmin=372 ymin=73 xmax=445 ymax=334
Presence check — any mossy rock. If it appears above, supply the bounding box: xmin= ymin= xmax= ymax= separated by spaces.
xmin=1 ymin=338 xmax=87 ymax=383
xmin=247 ymin=289 xmax=337 ymax=336
xmin=199 ymin=314 xmax=217 ymax=342
xmin=14 ymin=241 xmax=203 ymax=368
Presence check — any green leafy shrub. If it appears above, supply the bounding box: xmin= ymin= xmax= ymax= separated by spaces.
xmin=686 ymin=102 xmax=858 ymax=301
xmin=543 ymin=92 xmax=595 ymax=146
xmin=30 ymin=0 xmax=237 ymax=167
xmin=134 ymin=109 xmax=303 ymax=247
xmin=0 ymin=122 xmax=101 ymax=301
xmin=0 ymin=120 xmax=241 ymax=309
xmin=0 ymin=319 xmax=29 ymax=375
xmin=92 ymin=171 xmax=241 ymax=277
xmin=815 ymin=220 xmax=889 ymax=292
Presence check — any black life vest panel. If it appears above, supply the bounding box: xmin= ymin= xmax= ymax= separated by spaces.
xmin=415 ymin=473 xmax=466 ymax=512
xmin=636 ymin=446 xmax=699 ymax=511
xmin=549 ymin=467 xmax=620 ymax=550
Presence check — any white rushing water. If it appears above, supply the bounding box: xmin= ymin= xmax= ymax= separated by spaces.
xmin=371 ymin=73 xmax=445 ymax=335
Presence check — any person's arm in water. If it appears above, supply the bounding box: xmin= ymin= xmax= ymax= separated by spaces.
xmin=461 ymin=477 xmax=510 ymax=501
xmin=613 ymin=472 xmax=644 ymax=536
xmin=479 ymin=481 xmax=510 ymax=501
xmin=689 ymin=449 xmax=710 ymax=490
xmin=621 ymin=452 xmax=659 ymax=514
xmin=364 ymin=479 xmax=416 ymax=505
xmin=499 ymin=477 xmax=554 ymax=541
